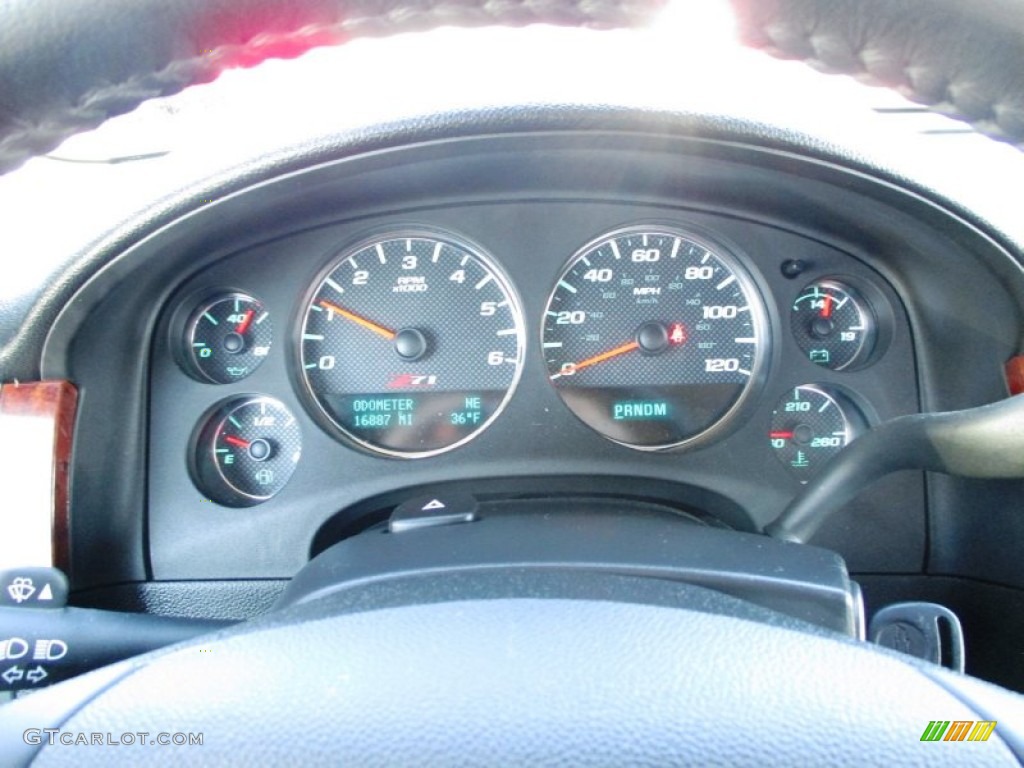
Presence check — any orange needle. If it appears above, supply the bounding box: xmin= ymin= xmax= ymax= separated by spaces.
xmin=319 ymin=300 xmax=396 ymax=340
xmin=561 ymin=340 xmax=640 ymax=376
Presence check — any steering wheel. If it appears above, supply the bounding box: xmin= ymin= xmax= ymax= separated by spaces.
xmin=2 ymin=0 xmax=1024 ymax=764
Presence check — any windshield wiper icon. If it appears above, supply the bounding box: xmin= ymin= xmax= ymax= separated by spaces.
xmin=6 ymin=578 xmax=36 ymax=603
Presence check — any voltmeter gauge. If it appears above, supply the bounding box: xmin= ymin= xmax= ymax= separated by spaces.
xmin=769 ymin=385 xmax=864 ymax=483
xmin=791 ymin=279 xmax=876 ymax=371
xmin=184 ymin=293 xmax=272 ymax=383
xmin=191 ymin=396 xmax=302 ymax=507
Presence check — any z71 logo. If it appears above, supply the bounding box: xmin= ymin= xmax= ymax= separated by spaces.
xmin=387 ymin=374 xmax=438 ymax=389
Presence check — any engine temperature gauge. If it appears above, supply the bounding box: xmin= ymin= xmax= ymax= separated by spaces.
xmin=769 ymin=385 xmax=863 ymax=483
xmin=791 ymin=279 xmax=876 ymax=371
xmin=191 ymin=396 xmax=302 ymax=507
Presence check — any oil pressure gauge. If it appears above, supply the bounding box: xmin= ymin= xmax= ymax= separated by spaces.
xmin=183 ymin=293 xmax=272 ymax=383
xmin=791 ymin=279 xmax=876 ymax=371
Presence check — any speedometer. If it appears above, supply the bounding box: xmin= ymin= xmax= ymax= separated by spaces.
xmin=542 ymin=225 xmax=769 ymax=450
xmin=299 ymin=231 xmax=524 ymax=457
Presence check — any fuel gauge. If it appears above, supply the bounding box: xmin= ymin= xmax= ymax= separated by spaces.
xmin=791 ymin=279 xmax=876 ymax=371
xmin=191 ymin=396 xmax=302 ymax=507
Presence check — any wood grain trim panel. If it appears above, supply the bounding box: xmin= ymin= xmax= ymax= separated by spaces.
xmin=0 ymin=380 xmax=77 ymax=572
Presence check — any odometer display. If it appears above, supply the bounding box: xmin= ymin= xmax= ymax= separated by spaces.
xmin=542 ymin=226 xmax=769 ymax=449
xmin=300 ymin=232 xmax=524 ymax=457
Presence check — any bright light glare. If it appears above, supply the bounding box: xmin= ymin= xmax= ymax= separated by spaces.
xmin=650 ymin=0 xmax=738 ymax=46
xmin=1 ymin=0 xmax=1022 ymax=293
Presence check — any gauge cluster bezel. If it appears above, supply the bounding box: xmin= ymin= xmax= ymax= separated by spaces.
xmin=135 ymin=136 xmax=932 ymax=583
xmin=148 ymin=198 xmax=920 ymax=578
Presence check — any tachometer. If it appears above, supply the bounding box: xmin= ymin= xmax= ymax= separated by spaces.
xmin=542 ymin=225 xmax=769 ymax=450
xmin=299 ymin=231 xmax=524 ymax=457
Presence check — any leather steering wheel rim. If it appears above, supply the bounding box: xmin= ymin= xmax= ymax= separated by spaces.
xmin=1 ymin=0 xmax=1024 ymax=175
xmin=4 ymin=573 xmax=1024 ymax=765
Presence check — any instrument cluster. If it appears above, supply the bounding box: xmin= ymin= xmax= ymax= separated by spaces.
xmin=164 ymin=220 xmax=898 ymax=507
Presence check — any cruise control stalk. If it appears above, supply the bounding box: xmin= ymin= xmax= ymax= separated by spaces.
xmin=766 ymin=394 xmax=1024 ymax=543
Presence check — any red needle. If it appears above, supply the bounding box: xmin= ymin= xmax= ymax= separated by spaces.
xmin=235 ymin=309 xmax=255 ymax=335
xmin=557 ymin=340 xmax=640 ymax=377
xmin=821 ymin=294 xmax=833 ymax=319
xmin=770 ymin=431 xmax=795 ymax=439
xmin=319 ymin=300 xmax=397 ymax=340
xmin=224 ymin=435 xmax=251 ymax=449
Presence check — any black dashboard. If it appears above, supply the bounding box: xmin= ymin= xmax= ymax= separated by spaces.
xmin=47 ymin=129 xmax=1023 ymax=599
xmin=148 ymin=182 xmax=922 ymax=579
xmin=10 ymin=0 xmax=1024 ymax=750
